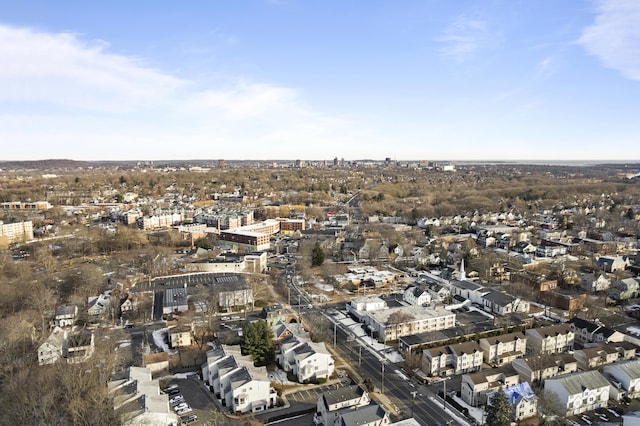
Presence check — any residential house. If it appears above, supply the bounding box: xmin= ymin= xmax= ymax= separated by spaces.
xmin=608 ymin=278 xmax=640 ymax=303
xmin=536 ymin=245 xmax=567 ymax=258
xmin=334 ymin=403 xmax=390 ymax=426
xmin=261 ymin=304 xmax=287 ymax=326
xmin=422 ymin=341 xmax=483 ymax=377
xmin=512 ymin=353 xmax=578 ymax=383
xmin=169 ymin=325 xmax=193 ymax=348
xmin=54 ymin=304 xmax=78 ymax=327
xmin=567 ymin=317 xmax=625 ymax=344
xmin=490 ymin=382 xmax=538 ymax=421
xmin=461 ymin=365 xmax=520 ymax=407
xmin=314 ymin=385 xmax=370 ymax=426
xmin=481 ymin=290 xmax=530 ymax=315
xmin=479 ymin=331 xmax=527 ymax=365
xmin=513 ymin=242 xmax=537 ymax=255
xmin=525 ymin=323 xmax=574 ymax=355
xmin=582 ymin=273 xmax=612 ymax=293
xmin=226 ymin=366 xmax=276 ymax=414
xmin=544 ymin=370 xmax=610 ymax=417
xmin=403 ymin=285 xmax=431 ymax=307
xmin=574 ymin=343 xmax=620 ymax=370
xmin=425 ymin=282 xmax=450 ymax=304
xmin=278 ymin=337 xmax=335 ymax=383
xmin=596 ymin=255 xmax=630 ymax=273
xmin=38 ymin=326 xmax=66 ymax=365
xmin=88 ymin=293 xmax=111 ymax=317
xmin=109 ymin=366 xmax=178 ymax=426
xmin=201 ymin=345 xmax=276 ymax=414
xmin=603 ymin=359 xmax=640 ymax=400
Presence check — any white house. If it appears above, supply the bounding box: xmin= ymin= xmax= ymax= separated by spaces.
xmin=403 ymin=285 xmax=431 ymax=306
xmin=461 ymin=365 xmax=520 ymax=406
xmin=226 ymin=367 xmax=277 ymax=414
xmin=87 ymin=293 xmax=111 ymax=317
xmin=544 ymin=370 xmax=610 ymax=417
xmin=53 ymin=304 xmax=78 ymax=327
xmin=334 ymin=403 xmax=390 ymax=426
xmin=314 ymin=385 xmax=370 ymax=426
xmin=491 ymin=382 xmax=538 ymax=421
xmin=603 ymin=359 xmax=640 ymax=400
xmin=201 ymin=344 xmax=276 ymax=413
xmin=278 ymin=338 xmax=335 ymax=383
xmin=109 ymin=366 xmax=178 ymax=426
xmin=38 ymin=326 xmax=66 ymax=365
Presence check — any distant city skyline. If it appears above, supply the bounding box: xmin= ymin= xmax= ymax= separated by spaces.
xmin=1 ymin=1 xmax=640 ymax=161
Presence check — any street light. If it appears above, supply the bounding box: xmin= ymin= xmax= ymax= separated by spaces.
xmin=411 ymin=390 xmax=417 ymax=417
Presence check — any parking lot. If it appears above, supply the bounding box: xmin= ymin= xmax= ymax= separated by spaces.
xmin=162 ymin=375 xmax=227 ymax=424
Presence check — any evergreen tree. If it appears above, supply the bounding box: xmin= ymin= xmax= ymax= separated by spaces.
xmin=311 ymin=243 xmax=325 ymax=267
xmin=241 ymin=320 xmax=275 ymax=366
xmin=485 ymin=388 xmax=511 ymax=426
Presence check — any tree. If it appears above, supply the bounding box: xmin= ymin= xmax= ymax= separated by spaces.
xmin=241 ymin=320 xmax=274 ymax=367
xmin=485 ymin=387 xmax=511 ymax=426
xmin=386 ymin=311 xmax=415 ymax=341
xmin=311 ymin=243 xmax=325 ymax=267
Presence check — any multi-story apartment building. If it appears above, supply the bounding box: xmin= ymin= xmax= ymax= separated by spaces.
xmin=422 ymin=341 xmax=483 ymax=377
xmin=461 ymin=365 xmax=520 ymax=406
xmin=544 ymin=370 xmax=610 ymax=417
xmin=0 ymin=220 xmax=34 ymax=245
xmin=525 ymin=324 xmax=574 ymax=355
xmin=365 ymin=306 xmax=456 ymax=341
xmin=479 ymin=332 xmax=527 ymax=365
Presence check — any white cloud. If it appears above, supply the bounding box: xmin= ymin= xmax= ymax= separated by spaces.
xmin=437 ymin=15 xmax=490 ymax=62
xmin=578 ymin=0 xmax=640 ymax=80
xmin=0 ymin=24 xmax=360 ymax=160
xmin=536 ymin=56 xmax=556 ymax=78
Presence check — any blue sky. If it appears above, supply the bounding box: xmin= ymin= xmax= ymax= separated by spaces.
xmin=1 ymin=0 xmax=639 ymax=161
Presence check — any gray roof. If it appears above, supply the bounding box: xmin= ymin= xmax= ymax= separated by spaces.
xmin=338 ymin=403 xmax=387 ymax=426
xmin=483 ymin=290 xmax=515 ymax=306
xmin=549 ymin=370 xmax=610 ymax=394
xmin=607 ymin=359 xmax=640 ymax=380
xmin=322 ymin=385 xmax=366 ymax=408
xmin=481 ymin=331 xmax=526 ymax=345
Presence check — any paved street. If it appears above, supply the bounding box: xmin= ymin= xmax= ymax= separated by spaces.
xmin=306 ymin=309 xmax=471 ymax=426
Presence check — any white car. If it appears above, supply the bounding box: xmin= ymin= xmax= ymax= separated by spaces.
xmin=169 ymin=395 xmax=183 ymax=403
xmin=173 ymin=403 xmax=189 ymax=412
xmin=176 ymin=406 xmax=192 ymax=415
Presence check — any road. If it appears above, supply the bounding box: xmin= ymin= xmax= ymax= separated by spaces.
xmin=306 ymin=310 xmax=467 ymax=426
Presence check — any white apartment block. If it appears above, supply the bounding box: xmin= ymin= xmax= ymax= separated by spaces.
xmin=365 ymin=306 xmax=456 ymax=341
xmin=0 ymin=220 xmax=34 ymax=244
xmin=479 ymin=331 xmax=527 ymax=365
xmin=544 ymin=370 xmax=610 ymax=417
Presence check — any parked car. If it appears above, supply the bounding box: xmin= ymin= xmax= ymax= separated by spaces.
xmin=173 ymin=403 xmax=189 ymax=412
xmin=180 ymin=414 xmax=198 ymax=424
xmin=169 ymin=395 xmax=184 ymax=404
xmin=176 ymin=406 xmax=193 ymax=416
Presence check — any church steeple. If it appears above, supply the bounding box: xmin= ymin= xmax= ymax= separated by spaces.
xmin=459 ymin=259 xmax=466 ymax=281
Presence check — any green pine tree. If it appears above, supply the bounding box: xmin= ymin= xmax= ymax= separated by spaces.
xmin=311 ymin=243 xmax=325 ymax=267
xmin=485 ymin=388 xmax=511 ymax=426
xmin=241 ymin=320 xmax=275 ymax=367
